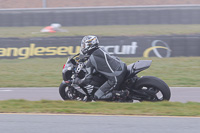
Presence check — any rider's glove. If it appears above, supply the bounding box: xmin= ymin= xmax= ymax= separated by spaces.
xmin=64 ymin=80 xmax=72 ymax=84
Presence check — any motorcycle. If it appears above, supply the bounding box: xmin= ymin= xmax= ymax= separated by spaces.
xmin=59 ymin=53 xmax=171 ymax=102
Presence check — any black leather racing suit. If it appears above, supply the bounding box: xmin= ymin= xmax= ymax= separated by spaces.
xmin=80 ymin=47 xmax=127 ymax=100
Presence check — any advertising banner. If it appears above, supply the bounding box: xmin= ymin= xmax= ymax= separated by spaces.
xmin=0 ymin=36 xmax=199 ymax=59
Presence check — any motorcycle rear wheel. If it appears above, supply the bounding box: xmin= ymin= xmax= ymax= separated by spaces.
xmin=133 ymin=76 xmax=171 ymax=101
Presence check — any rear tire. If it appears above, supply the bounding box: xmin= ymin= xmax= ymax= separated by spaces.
xmin=134 ymin=76 xmax=171 ymax=101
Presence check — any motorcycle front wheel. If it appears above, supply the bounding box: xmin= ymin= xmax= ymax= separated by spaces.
xmin=133 ymin=76 xmax=171 ymax=101
xmin=59 ymin=82 xmax=77 ymax=100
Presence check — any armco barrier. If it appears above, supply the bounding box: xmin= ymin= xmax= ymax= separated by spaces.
xmin=0 ymin=36 xmax=199 ymax=59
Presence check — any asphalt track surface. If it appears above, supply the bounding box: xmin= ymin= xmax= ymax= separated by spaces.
xmin=0 ymin=87 xmax=200 ymax=133
xmin=0 ymin=87 xmax=199 ymax=102
xmin=0 ymin=114 xmax=200 ymax=133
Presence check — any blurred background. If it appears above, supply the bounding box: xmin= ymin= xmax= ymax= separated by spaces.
xmin=1 ymin=0 xmax=200 ymax=8
xmin=0 ymin=0 xmax=200 ymax=87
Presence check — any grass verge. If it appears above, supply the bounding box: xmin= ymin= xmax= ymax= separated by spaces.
xmin=0 ymin=100 xmax=200 ymax=116
xmin=0 ymin=57 xmax=199 ymax=87
xmin=1 ymin=24 xmax=200 ymax=38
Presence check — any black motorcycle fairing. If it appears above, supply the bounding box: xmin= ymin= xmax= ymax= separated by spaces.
xmin=62 ymin=70 xmax=73 ymax=81
xmin=60 ymin=53 xmax=172 ymax=102
xmin=133 ymin=60 xmax=152 ymax=74
xmin=126 ymin=63 xmax=135 ymax=77
xmin=125 ymin=60 xmax=152 ymax=79
xmin=89 ymin=73 xmax=107 ymax=87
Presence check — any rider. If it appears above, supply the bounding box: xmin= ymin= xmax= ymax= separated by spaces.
xmin=73 ymin=35 xmax=129 ymax=101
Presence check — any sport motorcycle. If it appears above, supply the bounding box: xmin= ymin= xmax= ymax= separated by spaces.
xmin=59 ymin=53 xmax=171 ymax=102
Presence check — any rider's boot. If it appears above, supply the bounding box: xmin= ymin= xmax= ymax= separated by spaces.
xmin=112 ymin=90 xmax=129 ymax=101
xmin=83 ymin=95 xmax=94 ymax=102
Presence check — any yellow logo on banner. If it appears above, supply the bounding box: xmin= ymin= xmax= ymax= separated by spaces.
xmin=143 ymin=40 xmax=171 ymax=58
xmin=0 ymin=43 xmax=80 ymax=59
xmin=143 ymin=46 xmax=169 ymax=57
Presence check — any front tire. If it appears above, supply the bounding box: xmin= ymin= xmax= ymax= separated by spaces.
xmin=59 ymin=82 xmax=78 ymax=100
xmin=59 ymin=82 xmax=70 ymax=100
xmin=133 ymin=76 xmax=171 ymax=101
xmin=59 ymin=82 xmax=85 ymax=101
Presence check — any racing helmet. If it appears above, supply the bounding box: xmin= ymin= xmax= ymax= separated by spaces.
xmin=80 ymin=35 xmax=99 ymax=55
